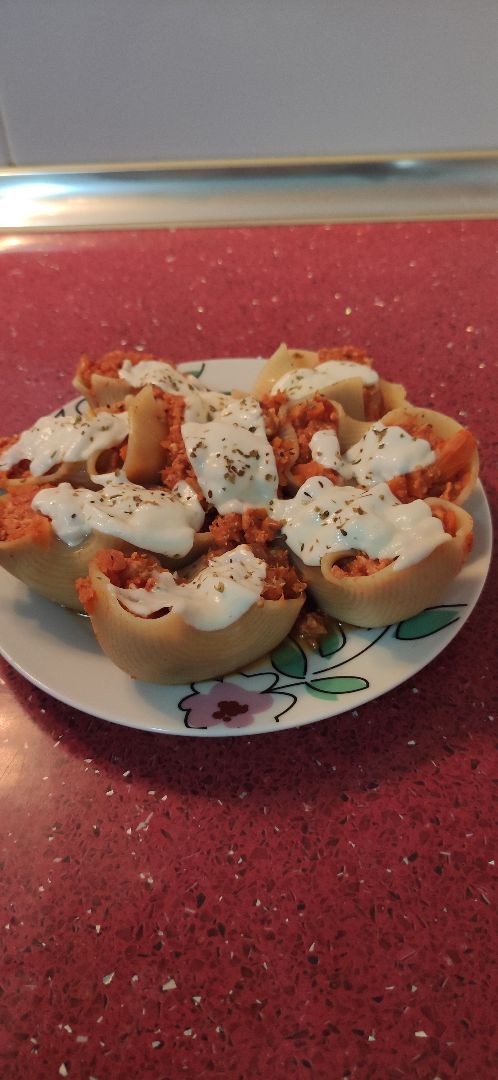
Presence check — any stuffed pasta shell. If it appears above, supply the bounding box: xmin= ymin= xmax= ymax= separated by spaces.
xmin=251 ymin=343 xmax=406 ymax=421
xmin=78 ymin=544 xmax=305 ymax=683
xmin=375 ymin=405 xmax=479 ymax=505
xmin=73 ymin=348 xmax=215 ymax=420
xmin=0 ymin=407 xmax=129 ymax=491
xmin=269 ymin=476 xmax=473 ymax=628
xmin=0 ymin=480 xmax=211 ymax=611
xmin=73 ymin=349 xmax=159 ymax=407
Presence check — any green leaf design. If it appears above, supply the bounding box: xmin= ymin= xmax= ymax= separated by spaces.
xmin=396 ymin=608 xmax=460 ymax=640
xmin=306 ymin=676 xmax=369 ymax=701
xmin=271 ymin=637 xmax=307 ymax=678
xmin=184 ymin=363 xmax=206 ymax=379
xmin=319 ymin=624 xmax=346 ymax=658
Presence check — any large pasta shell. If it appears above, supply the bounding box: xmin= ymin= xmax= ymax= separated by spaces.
xmin=1 ymin=406 xmax=128 ymax=492
xmin=73 ymin=371 xmax=132 ymax=409
xmin=291 ymin=498 xmax=473 ymax=628
xmin=0 ymin=526 xmax=132 ymax=611
xmin=123 ymin=386 xmax=169 ymax=485
xmin=1 ymin=459 xmax=98 ymax=493
xmin=364 ymin=378 xmax=407 ymax=422
xmin=0 ymin=491 xmax=213 ymax=611
xmin=251 ymin=344 xmax=311 ymax=398
xmin=251 ymin=344 xmax=406 ymax=422
xmin=85 ymin=560 xmax=304 ymax=684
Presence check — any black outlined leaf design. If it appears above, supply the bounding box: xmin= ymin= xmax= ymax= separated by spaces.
xmin=395 ymin=607 xmax=461 ymax=640
xmin=271 ymin=637 xmax=307 ymax=678
xmin=306 ymin=675 xmax=369 ymax=700
xmin=319 ymin=623 xmax=346 ymax=658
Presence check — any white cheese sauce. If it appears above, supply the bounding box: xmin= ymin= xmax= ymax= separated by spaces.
xmin=309 ymin=430 xmax=353 ymax=478
xmin=269 ymin=477 xmax=448 ymax=570
xmin=200 ymin=389 xmax=233 ymax=418
xmin=32 ymin=480 xmax=205 ymax=558
xmin=90 ymin=466 xmax=129 ymax=487
xmin=0 ymin=412 xmax=129 ymax=477
xmin=119 ymin=359 xmax=208 ymax=421
xmin=113 ymin=545 xmax=266 ymax=630
xmin=344 ymin=423 xmax=436 ymax=485
xmin=120 ymin=360 xmax=264 ymax=429
xmin=182 ymin=418 xmax=278 ymax=515
xmin=213 ymin=395 xmax=267 ymax=436
xmin=271 ymin=359 xmax=379 ymax=401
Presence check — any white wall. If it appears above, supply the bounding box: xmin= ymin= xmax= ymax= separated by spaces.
xmin=1 ymin=1 xmax=498 ymax=167
xmin=0 ymin=107 xmax=11 ymax=165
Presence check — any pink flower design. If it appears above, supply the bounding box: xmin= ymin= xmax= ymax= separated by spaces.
xmin=180 ymin=680 xmax=272 ymax=730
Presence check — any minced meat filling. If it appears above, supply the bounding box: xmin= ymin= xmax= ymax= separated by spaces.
xmin=209 ymin=508 xmax=281 ymax=548
xmin=287 ymin=395 xmax=340 ymax=462
xmin=261 ymin=391 xmax=343 ymax=486
xmin=94 ymin=548 xmax=160 ymax=588
xmin=329 ymin=553 xmax=392 ymax=578
xmin=0 ymin=485 xmax=52 ymax=544
xmin=0 ymin=434 xmax=30 ymax=481
xmin=259 ymin=392 xmax=296 ymax=486
xmin=317 ymin=345 xmax=372 ymax=366
xmin=387 ymin=424 xmax=476 ymax=503
xmin=76 ymin=549 xmax=160 ymax=615
xmin=76 ymin=349 xmax=156 ymax=390
xmin=286 ymin=395 xmax=344 ymax=485
xmin=157 ymin=390 xmax=203 ymax=498
xmin=207 ymin=511 xmax=305 ymax=599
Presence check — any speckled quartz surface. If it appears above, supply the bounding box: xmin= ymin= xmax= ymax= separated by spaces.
xmin=0 ymin=222 xmax=497 ymax=1079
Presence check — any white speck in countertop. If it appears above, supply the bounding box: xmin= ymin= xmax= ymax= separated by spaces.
xmin=136 ymin=812 xmax=154 ymax=832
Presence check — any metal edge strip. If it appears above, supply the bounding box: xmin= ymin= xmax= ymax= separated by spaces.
xmin=1 ymin=151 xmax=498 ymax=230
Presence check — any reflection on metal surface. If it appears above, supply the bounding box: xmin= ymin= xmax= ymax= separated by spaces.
xmin=1 ymin=153 xmax=498 ymax=229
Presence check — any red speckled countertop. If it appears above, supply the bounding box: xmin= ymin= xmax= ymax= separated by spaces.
xmin=0 ymin=222 xmax=497 ymax=1079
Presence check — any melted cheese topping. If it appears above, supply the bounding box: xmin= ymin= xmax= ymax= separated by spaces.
xmin=32 ymin=480 xmax=204 ymax=557
xmin=309 ymin=430 xmax=353 ymax=478
xmin=271 ymin=359 xmax=379 ymax=401
xmin=200 ymin=389 xmax=233 ymax=418
xmin=0 ymin=412 xmax=129 ymax=477
xmin=113 ymin=545 xmax=266 ymax=629
xmin=119 ymin=361 xmax=265 ymax=430
xmin=119 ymin=359 xmax=208 ymax=421
xmin=269 ymin=477 xmax=448 ymax=569
xmin=213 ymin=395 xmax=267 ymax=436
xmin=345 ymin=423 xmax=436 ymax=485
xmin=182 ymin=418 xmax=278 ymax=515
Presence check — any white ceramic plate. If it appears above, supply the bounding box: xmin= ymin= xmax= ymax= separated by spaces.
xmin=0 ymin=359 xmax=492 ymax=737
